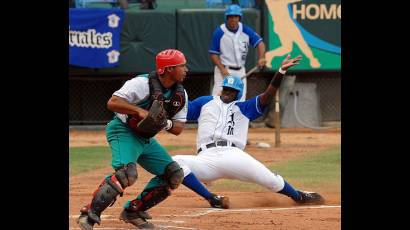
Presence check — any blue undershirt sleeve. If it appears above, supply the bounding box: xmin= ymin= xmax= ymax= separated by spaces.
xmin=243 ymin=25 xmax=263 ymax=47
xmin=209 ymin=28 xmax=224 ymax=55
xmin=236 ymin=96 xmax=268 ymax=121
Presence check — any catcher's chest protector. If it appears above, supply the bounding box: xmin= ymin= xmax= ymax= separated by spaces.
xmin=148 ymin=71 xmax=185 ymax=118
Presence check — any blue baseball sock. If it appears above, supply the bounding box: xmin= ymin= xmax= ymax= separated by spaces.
xmin=277 ymin=181 xmax=301 ymax=201
xmin=182 ymin=173 xmax=213 ymax=200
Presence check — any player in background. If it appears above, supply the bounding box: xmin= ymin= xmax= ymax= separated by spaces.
xmin=209 ymin=4 xmax=266 ymax=101
xmin=173 ymin=54 xmax=325 ymax=206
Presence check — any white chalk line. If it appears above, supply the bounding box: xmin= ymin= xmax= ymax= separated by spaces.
xmin=70 ymin=226 xmax=196 ymax=230
xmin=70 ymin=228 xmax=134 ymax=230
xmin=70 ymin=205 xmax=341 ymax=220
xmin=69 ymin=223 xmax=196 ymax=230
xmin=69 ymin=205 xmax=339 ymax=229
xmin=163 ymin=205 xmax=341 ymax=217
xmin=69 ymin=215 xmax=184 ymax=224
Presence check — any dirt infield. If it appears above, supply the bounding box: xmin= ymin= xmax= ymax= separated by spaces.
xmin=69 ymin=128 xmax=341 ymax=230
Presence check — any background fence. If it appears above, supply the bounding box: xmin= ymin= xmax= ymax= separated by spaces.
xmin=69 ymin=72 xmax=340 ymax=125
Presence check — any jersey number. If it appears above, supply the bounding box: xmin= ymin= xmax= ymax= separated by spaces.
xmin=227 ymin=113 xmax=235 ymax=135
xmin=227 ymin=126 xmax=234 ymax=135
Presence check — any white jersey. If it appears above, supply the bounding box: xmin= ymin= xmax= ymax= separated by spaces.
xmin=112 ymin=74 xmax=188 ymax=123
xmin=209 ymin=22 xmax=263 ymax=67
xmin=188 ymin=95 xmax=266 ymax=150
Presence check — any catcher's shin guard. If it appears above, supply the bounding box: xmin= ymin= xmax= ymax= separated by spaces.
xmin=127 ymin=185 xmax=171 ymax=212
xmin=85 ymin=174 xmax=125 ymax=224
xmin=119 ymin=185 xmax=170 ymax=228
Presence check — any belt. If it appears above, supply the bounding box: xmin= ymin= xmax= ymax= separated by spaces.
xmin=227 ymin=66 xmax=242 ymax=71
xmin=197 ymin=140 xmax=236 ymax=153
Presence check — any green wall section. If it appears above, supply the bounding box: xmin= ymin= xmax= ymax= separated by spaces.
xmin=97 ymin=11 xmax=176 ymax=74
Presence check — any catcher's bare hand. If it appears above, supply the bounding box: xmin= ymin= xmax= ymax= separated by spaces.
xmin=220 ymin=67 xmax=230 ymax=77
xmin=258 ymin=58 xmax=267 ymax=68
xmin=280 ymin=54 xmax=302 ymax=71
xmin=136 ymin=108 xmax=149 ymax=120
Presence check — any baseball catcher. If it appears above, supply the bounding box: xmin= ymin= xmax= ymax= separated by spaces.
xmin=77 ymin=49 xmax=228 ymax=230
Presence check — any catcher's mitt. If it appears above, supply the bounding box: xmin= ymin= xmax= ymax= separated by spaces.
xmin=127 ymin=100 xmax=167 ymax=138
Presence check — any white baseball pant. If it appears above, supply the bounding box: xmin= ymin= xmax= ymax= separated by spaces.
xmin=173 ymin=146 xmax=285 ymax=192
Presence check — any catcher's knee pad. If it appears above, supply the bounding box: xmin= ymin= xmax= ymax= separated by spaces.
xmin=114 ymin=162 xmax=138 ymax=188
xmin=89 ymin=174 xmax=124 ymax=223
xmin=172 ymin=155 xmax=191 ymax=177
xmin=164 ymin=161 xmax=184 ymax=189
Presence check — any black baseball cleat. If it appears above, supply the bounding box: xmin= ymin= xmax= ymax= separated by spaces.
xmin=78 ymin=214 xmax=95 ymax=230
xmin=77 ymin=206 xmax=97 ymax=230
xmin=294 ymin=190 xmax=325 ymax=205
xmin=119 ymin=209 xmax=155 ymax=229
xmin=208 ymin=193 xmax=230 ymax=209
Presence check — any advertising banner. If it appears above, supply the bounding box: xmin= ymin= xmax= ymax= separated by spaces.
xmin=69 ymin=8 xmax=124 ymax=68
xmin=265 ymin=0 xmax=341 ymax=70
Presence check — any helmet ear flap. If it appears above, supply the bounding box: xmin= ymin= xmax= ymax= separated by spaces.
xmin=236 ymin=89 xmax=243 ymax=101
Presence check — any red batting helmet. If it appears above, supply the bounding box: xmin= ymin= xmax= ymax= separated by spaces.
xmin=156 ymin=49 xmax=187 ymax=74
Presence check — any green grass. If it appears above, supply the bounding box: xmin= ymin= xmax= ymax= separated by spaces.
xmin=211 ymin=145 xmax=341 ymax=192
xmin=69 ymin=146 xmax=112 ymax=176
xmin=69 ymin=145 xmax=191 ymax=176
xmin=70 ymin=145 xmax=341 ymax=193
xmin=211 ymin=179 xmax=267 ymax=192
xmin=270 ymin=145 xmax=341 ymax=190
